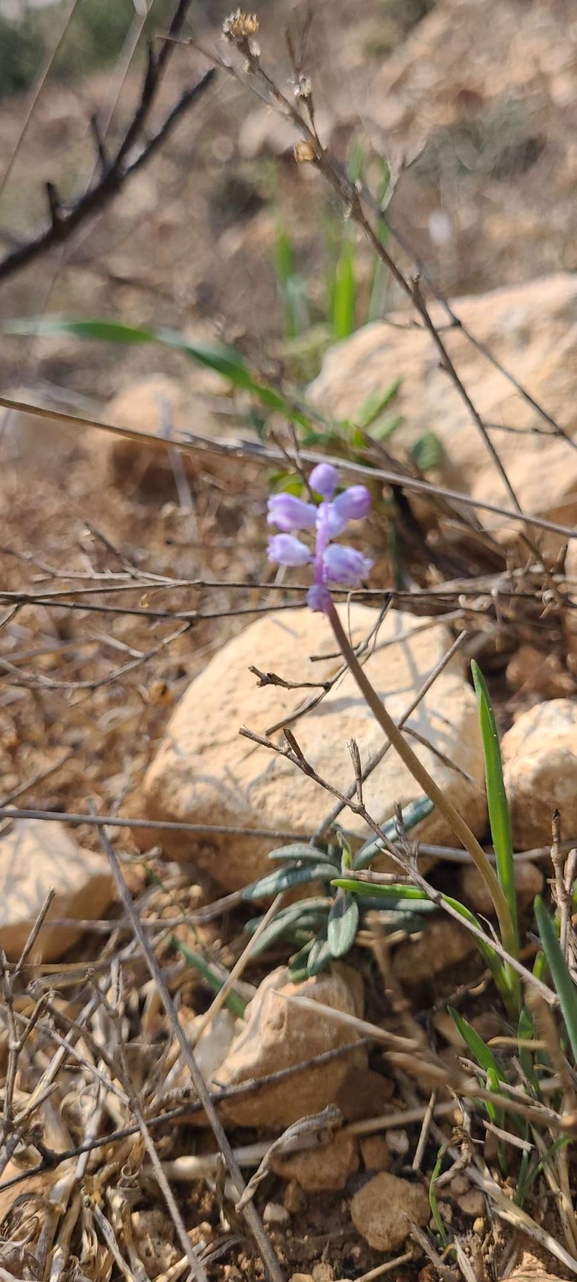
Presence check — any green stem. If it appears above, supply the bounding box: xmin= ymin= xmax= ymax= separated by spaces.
xmin=327 ymin=600 xmax=518 ymax=966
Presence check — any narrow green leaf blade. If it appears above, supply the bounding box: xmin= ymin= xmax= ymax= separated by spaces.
xmin=332 ymin=237 xmax=356 ymax=341
xmin=471 ymin=660 xmax=519 ymax=957
xmin=534 ymin=895 xmax=577 ymax=1062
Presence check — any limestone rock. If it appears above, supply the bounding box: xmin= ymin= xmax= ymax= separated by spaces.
xmin=105 ymin=373 xmax=231 ymax=488
xmin=335 ymin=1067 xmax=394 ymax=1122
xmin=309 ymin=275 xmax=577 ymax=542
xmin=502 ymin=700 xmax=577 ymax=848
xmin=506 ymin=645 xmax=574 ymax=700
xmin=0 ymin=820 xmax=113 ymax=962
xmin=271 ymin=1132 xmax=359 ymax=1191
xmin=213 ymin=964 xmax=366 ymax=1129
xmin=459 ymin=859 xmax=544 ymax=916
xmin=140 ymin=604 xmax=486 ymax=890
xmin=392 ymin=916 xmax=476 ymax=985
xmin=350 ymin=1171 xmax=429 ymax=1251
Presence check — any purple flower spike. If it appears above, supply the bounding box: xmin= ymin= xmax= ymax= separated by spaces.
xmin=267 ymin=534 xmax=312 ymax=567
xmin=309 ymin=462 xmax=338 ymax=499
xmin=322 ymin=544 xmax=374 ymax=585
xmin=267 ymin=493 xmax=317 ymax=532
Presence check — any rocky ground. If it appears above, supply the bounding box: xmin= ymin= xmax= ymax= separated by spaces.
xmin=2 ymin=2 xmax=577 ymax=1282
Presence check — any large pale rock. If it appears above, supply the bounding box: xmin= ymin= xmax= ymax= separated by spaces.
xmin=0 ymin=820 xmax=113 ymax=962
xmin=350 ymin=1171 xmax=430 ymax=1251
xmin=309 ymin=275 xmax=577 ymax=540
xmin=140 ymin=605 xmax=486 ymax=889
xmin=458 ymin=859 xmax=544 ymax=917
xmin=502 ymin=700 xmax=577 ymax=848
xmin=213 ymin=964 xmax=366 ymax=1129
xmin=105 ymin=373 xmax=231 ymax=487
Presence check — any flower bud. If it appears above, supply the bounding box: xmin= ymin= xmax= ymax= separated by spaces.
xmin=267 ymin=534 xmax=312 ymax=567
xmin=322 ymin=544 xmax=373 ymax=585
xmin=331 ymin=485 xmax=372 ymax=522
xmin=267 ymin=493 xmax=317 ymax=532
xmin=309 ymin=462 xmax=338 ymax=499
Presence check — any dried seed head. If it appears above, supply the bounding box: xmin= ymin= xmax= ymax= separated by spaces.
xmin=293 ymin=75 xmax=312 ymax=100
xmin=222 ymin=10 xmax=259 ymax=42
xmin=294 ymin=140 xmax=316 ymax=164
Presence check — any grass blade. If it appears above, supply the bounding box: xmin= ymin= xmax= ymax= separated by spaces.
xmin=332 ymin=235 xmax=356 ymax=341
xmin=3 ymin=316 xmax=321 ymax=432
xmin=169 ymin=937 xmax=247 ymax=1018
xmin=471 ymin=660 xmax=519 ymax=953
xmin=534 ymin=895 xmax=577 ymax=1062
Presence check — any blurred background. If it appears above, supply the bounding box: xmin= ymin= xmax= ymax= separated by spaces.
xmin=0 ymin=0 xmax=576 ymax=404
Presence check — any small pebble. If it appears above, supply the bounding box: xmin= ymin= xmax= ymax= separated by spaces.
xmin=284 ymin=1181 xmax=306 ymax=1214
xmin=263 ymin=1202 xmax=290 ymax=1227
xmin=386 ymin=1128 xmax=409 ymax=1157
xmin=457 ymin=1189 xmax=486 ymax=1218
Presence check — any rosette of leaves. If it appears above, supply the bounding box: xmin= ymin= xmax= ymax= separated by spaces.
xmin=242 ymin=796 xmax=436 ymax=980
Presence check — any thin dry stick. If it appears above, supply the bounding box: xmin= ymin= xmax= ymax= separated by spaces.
xmin=2 ymin=397 xmax=577 ymax=542
xmin=97 ymin=824 xmax=284 ymax=1282
xmin=188 ymin=892 xmax=284 ymax=1049
xmin=314 ymin=629 xmax=469 ymax=842
xmin=0 ymin=1039 xmax=370 ymax=1196
xmin=107 ymin=1005 xmax=210 ymax=1282
xmin=326 ymin=599 xmax=517 ymax=964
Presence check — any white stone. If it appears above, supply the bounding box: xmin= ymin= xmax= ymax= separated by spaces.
xmin=139 ymin=605 xmax=486 ymax=890
xmin=213 ymin=963 xmax=366 ymax=1129
xmin=0 ymin=819 xmax=113 ymax=962
xmin=309 ymin=275 xmax=577 ymax=543
xmin=502 ymin=700 xmax=577 ymax=848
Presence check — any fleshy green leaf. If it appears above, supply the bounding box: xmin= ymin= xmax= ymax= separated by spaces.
xmin=327 ymin=890 xmax=359 ymax=957
xmin=266 ymin=843 xmax=340 ymax=867
xmin=244 ymin=898 xmax=331 ymax=955
xmin=307 ymin=931 xmax=333 ymax=976
xmin=242 ymin=862 xmax=335 ymax=900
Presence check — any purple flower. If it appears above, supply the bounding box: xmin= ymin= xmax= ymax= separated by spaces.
xmin=331 ymin=485 xmax=371 ymax=523
xmin=307 ymin=583 xmax=332 ymax=612
xmin=322 ymin=544 xmax=374 ymax=585
xmin=267 ymin=534 xmax=312 ymax=567
xmin=309 ymin=462 xmax=338 ymax=499
xmin=267 ymin=463 xmax=373 ymax=612
xmin=267 ymin=493 xmax=317 ymax=532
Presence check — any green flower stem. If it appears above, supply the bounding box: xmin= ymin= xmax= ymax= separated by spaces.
xmin=327 ymin=599 xmax=518 ymax=965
